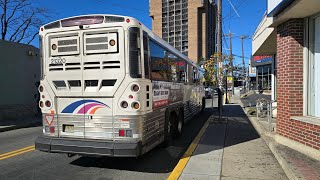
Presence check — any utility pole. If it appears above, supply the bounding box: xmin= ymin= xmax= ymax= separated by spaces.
xmin=217 ymin=0 xmax=223 ymax=118
xmin=240 ymin=35 xmax=248 ymax=91
xmin=226 ymin=32 xmax=234 ymax=95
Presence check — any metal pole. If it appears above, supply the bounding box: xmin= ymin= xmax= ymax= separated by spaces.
xmin=240 ymin=35 xmax=247 ymax=92
xmin=217 ymin=0 xmax=223 ymax=118
xmin=229 ymin=33 xmax=234 ymax=96
xmin=268 ymin=102 xmax=272 ymax=132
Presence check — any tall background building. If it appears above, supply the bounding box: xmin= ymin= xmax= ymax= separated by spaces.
xmin=149 ymin=0 xmax=216 ymax=63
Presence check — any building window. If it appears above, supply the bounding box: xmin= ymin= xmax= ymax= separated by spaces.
xmin=308 ymin=15 xmax=320 ymax=117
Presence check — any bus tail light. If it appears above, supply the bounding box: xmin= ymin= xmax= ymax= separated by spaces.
xmin=121 ymin=101 xmax=128 ymax=108
xmin=45 ymin=101 xmax=52 ymax=107
xmin=132 ymin=102 xmax=140 ymax=109
xmin=119 ymin=129 xmax=132 ymax=137
xmin=50 ymin=126 xmax=55 ymax=133
xmin=52 ymin=44 xmax=57 ymax=50
xmin=119 ymin=129 xmax=125 ymax=137
xmin=132 ymin=84 xmax=139 ymax=92
xmin=109 ymin=39 xmax=116 ymax=46
xmin=39 ymin=101 xmax=44 ymax=108
xmin=44 ymin=126 xmax=55 ymax=133
xmin=39 ymin=85 xmax=44 ymax=92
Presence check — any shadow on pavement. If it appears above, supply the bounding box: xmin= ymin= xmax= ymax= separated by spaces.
xmin=70 ymin=104 xmax=260 ymax=173
xmin=0 ymin=114 xmax=42 ymax=132
xmin=223 ymin=104 xmax=260 ymax=148
xmin=70 ymin=109 xmax=214 ymax=173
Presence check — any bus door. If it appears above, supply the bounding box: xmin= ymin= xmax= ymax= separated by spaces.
xmin=81 ymin=27 xmax=125 ymax=140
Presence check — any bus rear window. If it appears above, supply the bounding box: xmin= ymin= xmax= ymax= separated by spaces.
xmin=61 ymin=16 xmax=104 ymax=27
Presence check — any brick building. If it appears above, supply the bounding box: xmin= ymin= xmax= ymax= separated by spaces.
xmin=149 ymin=0 xmax=216 ymax=63
xmin=252 ymin=0 xmax=320 ymax=158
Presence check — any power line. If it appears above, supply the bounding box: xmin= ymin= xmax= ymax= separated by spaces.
xmin=223 ymin=0 xmax=249 ymax=21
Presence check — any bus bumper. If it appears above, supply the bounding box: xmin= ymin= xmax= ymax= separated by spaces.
xmin=35 ymin=136 xmax=142 ymax=157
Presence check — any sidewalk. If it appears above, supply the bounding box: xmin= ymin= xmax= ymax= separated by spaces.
xmin=236 ymin=96 xmax=320 ymax=180
xmin=178 ymin=98 xmax=287 ymax=179
xmin=0 ymin=115 xmax=41 ymax=132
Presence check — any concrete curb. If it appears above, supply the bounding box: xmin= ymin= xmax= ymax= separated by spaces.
xmin=0 ymin=121 xmax=41 ymax=133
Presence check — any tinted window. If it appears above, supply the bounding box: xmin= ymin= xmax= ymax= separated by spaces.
xmin=143 ymin=32 xmax=150 ymax=79
xmin=178 ymin=58 xmax=186 ymax=82
xmin=129 ymin=27 xmax=142 ymax=78
xmin=168 ymin=53 xmax=178 ymax=82
xmin=187 ymin=63 xmax=193 ymax=83
xmin=150 ymin=40 xmax=168 ymax=81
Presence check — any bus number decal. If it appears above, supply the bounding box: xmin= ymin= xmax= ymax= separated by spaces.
xmin=51 ymin=57 xmax=66 ymax=65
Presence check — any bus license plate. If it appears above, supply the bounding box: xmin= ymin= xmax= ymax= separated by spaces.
xmin=63 ymin=124 xmax=74 ymax=133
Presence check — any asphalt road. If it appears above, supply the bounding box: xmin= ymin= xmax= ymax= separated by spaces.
xmin=0 ymin=109 xmax=214 ymax=180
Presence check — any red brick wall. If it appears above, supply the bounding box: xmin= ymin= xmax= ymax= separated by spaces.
xmin=276 ymin=19 xmax=320 ymax=150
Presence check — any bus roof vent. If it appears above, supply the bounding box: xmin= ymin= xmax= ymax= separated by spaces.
xmin=105 ymin=16 xmax=125 ymax=23
xmin=61 ymin=16 xmax=104 ymax=27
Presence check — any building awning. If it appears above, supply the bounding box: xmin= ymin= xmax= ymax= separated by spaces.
xmin=252 ymin=15 xmax=277 ymax=56
xmin=270 ymin=0 xmax=320 ymax=27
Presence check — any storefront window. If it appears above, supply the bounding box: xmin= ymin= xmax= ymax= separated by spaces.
xmin=308 ymin=15 xmax=320 ymax=117
xmin=256 ymin=64 xmax=271 ymax=90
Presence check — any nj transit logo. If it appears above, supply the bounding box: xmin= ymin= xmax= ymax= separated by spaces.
xmin=61 ymin=100 xmax=110 ymax=114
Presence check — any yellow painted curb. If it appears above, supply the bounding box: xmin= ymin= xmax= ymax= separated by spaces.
xmin=167 ymin=120 xmax=210 ymax=180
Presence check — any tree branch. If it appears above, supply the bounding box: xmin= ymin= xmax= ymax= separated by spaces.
xmin=8 ymin=12 xmax=33 ymax=41
xmin=1 ymin=0 xmax=50 ymax=43
xmin=16 ymin=15 xmax=32 ymax=42
xmin=6 ymin=0 xmax=30 ymax=24
xmin=26 ymin=31 xmax=36 ymax=44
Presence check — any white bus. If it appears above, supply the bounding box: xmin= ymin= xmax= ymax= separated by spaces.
xmin=35 ymin=14 xmax=205 ymax=157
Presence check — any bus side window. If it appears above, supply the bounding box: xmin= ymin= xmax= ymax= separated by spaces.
xmin=193 ymin=67 xmax=198 ymax=83
xmin=178 ymin=58 xmax=186 ymax=83
xmin=150 ymin=40 xmax=168 ymax=81
xmin=143 ymin=32 xmax=150 ymax=79
xmin=168 ymin=52 xmax=178 ymax=82
xmin=187 ymin=63 xmax=193 ymax=84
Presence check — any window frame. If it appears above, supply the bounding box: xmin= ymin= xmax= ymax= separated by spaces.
xmin=143 ymin=31 xmax=150 ymax=79
xmin=128 ymin=27 xmax=142 ymax=78
xmin=306 ymin=13 xmax=320 ymax=117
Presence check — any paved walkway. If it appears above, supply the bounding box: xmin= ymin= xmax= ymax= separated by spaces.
xmin=236 ymin=96 xmax=320 ymax=180
xmin=179 ymin=100 xmax=287 ymax=179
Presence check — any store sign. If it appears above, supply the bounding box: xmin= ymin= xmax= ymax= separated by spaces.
xmin=252 ymin=55 xmax=273 ymax=67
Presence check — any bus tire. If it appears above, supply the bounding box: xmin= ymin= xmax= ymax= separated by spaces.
xmin=161 ymin=111 xmax=175 ymax=147
xmin=201 ymin=97 xmax=205 ymax=112
xmin=175 ymin=110 xmax=184 ymax=138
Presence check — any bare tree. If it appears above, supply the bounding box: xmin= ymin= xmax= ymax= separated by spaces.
xmin=0 ymin=0 xmax=49 ymax=44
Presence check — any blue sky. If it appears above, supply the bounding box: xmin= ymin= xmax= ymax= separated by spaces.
xmin=34 ymin=0 xmax=266 ymax=66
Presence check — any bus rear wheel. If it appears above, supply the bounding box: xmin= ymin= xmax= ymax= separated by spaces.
xmin=175 ymin=111 xmax=184 ymax=137
xmin=162 ymin=112 xmax=176 ymax=147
